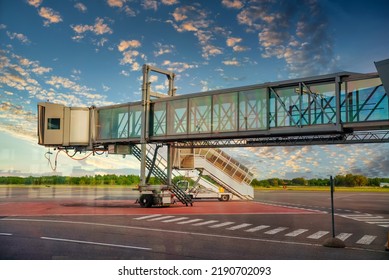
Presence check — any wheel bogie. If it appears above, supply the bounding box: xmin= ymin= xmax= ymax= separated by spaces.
xmin=139 ymin=194 xmax=154 ymax=208
xmin=219 ymin=194 xmax=230 ymax=201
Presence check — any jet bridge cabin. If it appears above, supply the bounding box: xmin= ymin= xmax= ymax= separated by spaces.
xmin=37 ymin=102 xmax=91 ymax=147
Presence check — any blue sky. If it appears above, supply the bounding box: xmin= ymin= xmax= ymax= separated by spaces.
xmin=1 ymin=0 xmax=389 ymax=179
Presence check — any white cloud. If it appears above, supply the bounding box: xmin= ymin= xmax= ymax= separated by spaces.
xmin=120 ymin=50 xmax=140 ymax=65
xmin=106 ymin=0 xmax=136 ymax=16
xmin=226 ymin=37 xmax=249 ymax=52
xmin=74 ymin=3 xmax=87 ymax=13
xmin=226 ymin=37 xmax=242 ymax=47
xmin=27 ymin=0 xmax=42 ymax=7
xmin=31 ymin=66 xmax=52 ymax=75
xmin=142 ymin=0 xmax=158 ymax=11
xmin=170 ymin=5 xmax=223 ymax=59
xmin=237 ymin=0 xmax=336 ymax=77
xmin=93 ymin=18 xmax=113 ymax=35
xmin=162 ymin=0 xmax=179 ymax=5
xmin=123 ymin=6 xmax=136 ymax=16
xmin=118 ymin=40 xmax=141 ymax=52
xmin=120 ymin=70 xmax=130 ymax=77
xmin=222 ymin=59 xmax=240 ymax=66
xmin=131 ymin=62 xmax=141 ymax=71
xmin=38 ymin=7 xmax=63 ymax=26
xmin=149 ymin=75 xmax=159 ymax=83
xmin=162 ymin=60 xmax=197 ymax=73
xmin=154 ymin=43 xmax=175 ymax=57
xmin=222 ymin=0 xmax=244 ymax=9
xmin=71 ymin=17 xmax=113 ymax=40
xmin=6 ymin=31 xmax=31 ymax=44
xmin=201 ymin=44 xmax=223 ymax=59
xmin=102 ymin=84 xmax=111 ymax=92
xmin=107 ymin=0 xmax=125 ymax=8
xmin=233 ymin=45 xmax=249 ymax=52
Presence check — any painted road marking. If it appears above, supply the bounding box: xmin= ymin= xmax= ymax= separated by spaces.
xmin=264 ymin=227 xmax=288 ymax=235
xmin=342 ymin=214 xmax=373 ymax=217
xmin=176 ymin=218 xmax=203 ymax=224
xmin=245 ymin=225 xmax=270 ymax=233
xmin=162 ymin=217 xmax=189 ymax=223
xmin=354 ymin=216 xmax=383 ymax=220
xmin=285 ymin=229 xmax=308 ymax=237
xmin=366 ymin=220 xmax=389 ymax=224
xmin=2 ymin=218 xmax=383 ymax=252
xmin=227 ymin=223 xmax=252 ymax=231
xmin=134 ymin=216 xmax=382 ymax=246
xmin=209 ymin=222 xmax=235 ymax=228
xmin=0 ymin=233 xmax=13 ymax=236
xmin=340 ymin=213 xmax=389 ymax=228
xmin=134 ymin=214 xmax=162 ymax=220
xmin=147 ymin=215 xmax=175 ymax=221
xmin=336 ymin=233 xmax=353 ymax=241
xmin=41 ymin=236 xmax=152 ymax=251
xmin=307 ymin=231 xmax=329 ymax=239
xmin=192 ymin=220 xmax=219 ymax=226
xmin=356 ymin=235 xmax=377 ymax=245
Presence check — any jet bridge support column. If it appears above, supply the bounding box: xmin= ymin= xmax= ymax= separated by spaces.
xmin=139 ymin=64 xmax=176 ymax=188
xmin=140 ymin=65 xmax=150 ymax=187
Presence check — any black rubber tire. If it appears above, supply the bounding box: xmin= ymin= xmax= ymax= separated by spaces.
xmin=139 ymin=194 xmax=154 ymax=208
xmin=220 ymin=194 xmax=230 ymax=201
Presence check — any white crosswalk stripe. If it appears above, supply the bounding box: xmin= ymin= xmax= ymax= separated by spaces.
xmin=264 ymin=227 xmax=288 ymax=235
xmin=176 ymin=218 xmax=203 ymax=224
xmin=162 ymin=217 xmax=189 ymax=223
xmin=245 ymin=225 xmax=270 ymax=233
xmin=356 ymin=235 xmax=377 ymax=245
xmin=366 ymin=220 xmax=389 ymax=224
xmin=336 ymin=233 xmax=353 ymax=241
xmin=209 ymin=222 xmax=235 ymax=228
xmin=134 ymin=214 xmax=162 ymax=220
xmin=353 ymin=216 xmax=383 ymax=220
xmin=285 ymin=229 xmax=308 ymax=237
xmin=227 ymin=223 xmax=252 ymax=231
xmin=193 ymin=220 xmax=219 ymax=226
xmin=339 ymin=213 xmax=389 ymax=228
xmin=147 ymin=215 xmax=175 ymax=221
xmin=307 ymin=231 xmax=329 ymax=239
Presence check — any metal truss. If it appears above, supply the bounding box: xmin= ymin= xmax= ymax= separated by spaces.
xmin=172 ymin=130 xmax=389 ymax=148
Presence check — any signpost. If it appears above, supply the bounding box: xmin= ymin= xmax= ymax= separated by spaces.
xmin=323 ymin=176 xmax=346 ymax=248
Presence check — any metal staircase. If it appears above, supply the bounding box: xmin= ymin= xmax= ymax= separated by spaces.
xmin=175 ymin=148 xmax=254 ymax=200
xmin=131 ymin=144 xmax=193 ymax=206
xmin=194 ymin=148 xmax=254 ymax=199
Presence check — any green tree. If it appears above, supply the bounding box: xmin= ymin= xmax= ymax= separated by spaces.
xmin=354 ymin=175 xmax=368 ymax=186
xmin=291 ymin=177 xmax=307 ymax=186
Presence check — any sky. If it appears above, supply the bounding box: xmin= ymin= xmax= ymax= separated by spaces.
xmin=1 ymin=0 xmax=389 ymax=179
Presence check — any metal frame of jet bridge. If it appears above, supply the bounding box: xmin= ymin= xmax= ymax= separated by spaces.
xmin=94 ymin=59 xmax=389 ymax=150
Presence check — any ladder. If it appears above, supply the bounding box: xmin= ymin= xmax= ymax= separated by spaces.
xmin=131 ymin=144 xmax=193 ymax=206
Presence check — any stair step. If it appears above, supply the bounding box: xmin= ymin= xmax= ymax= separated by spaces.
xmin=131 ymin=144 xmax=192 ymax=206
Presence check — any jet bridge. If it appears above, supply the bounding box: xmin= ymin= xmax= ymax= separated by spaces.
xmin=37 ymin=59 xmax=389 ymax=207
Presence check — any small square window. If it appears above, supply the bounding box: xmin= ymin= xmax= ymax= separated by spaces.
xmin=47 ymin=118 xmax=60 ymax=130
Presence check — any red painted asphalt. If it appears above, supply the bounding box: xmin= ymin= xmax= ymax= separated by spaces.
xmin=0 ymin=200 xmax=318 ymax=216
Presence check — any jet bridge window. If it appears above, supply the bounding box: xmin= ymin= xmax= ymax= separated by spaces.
xmin=47 ymin=118 xmax=60 ymax=130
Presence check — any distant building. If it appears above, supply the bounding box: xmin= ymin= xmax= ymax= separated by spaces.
xmin=380 ymin=182 xmax=389 ymax=187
